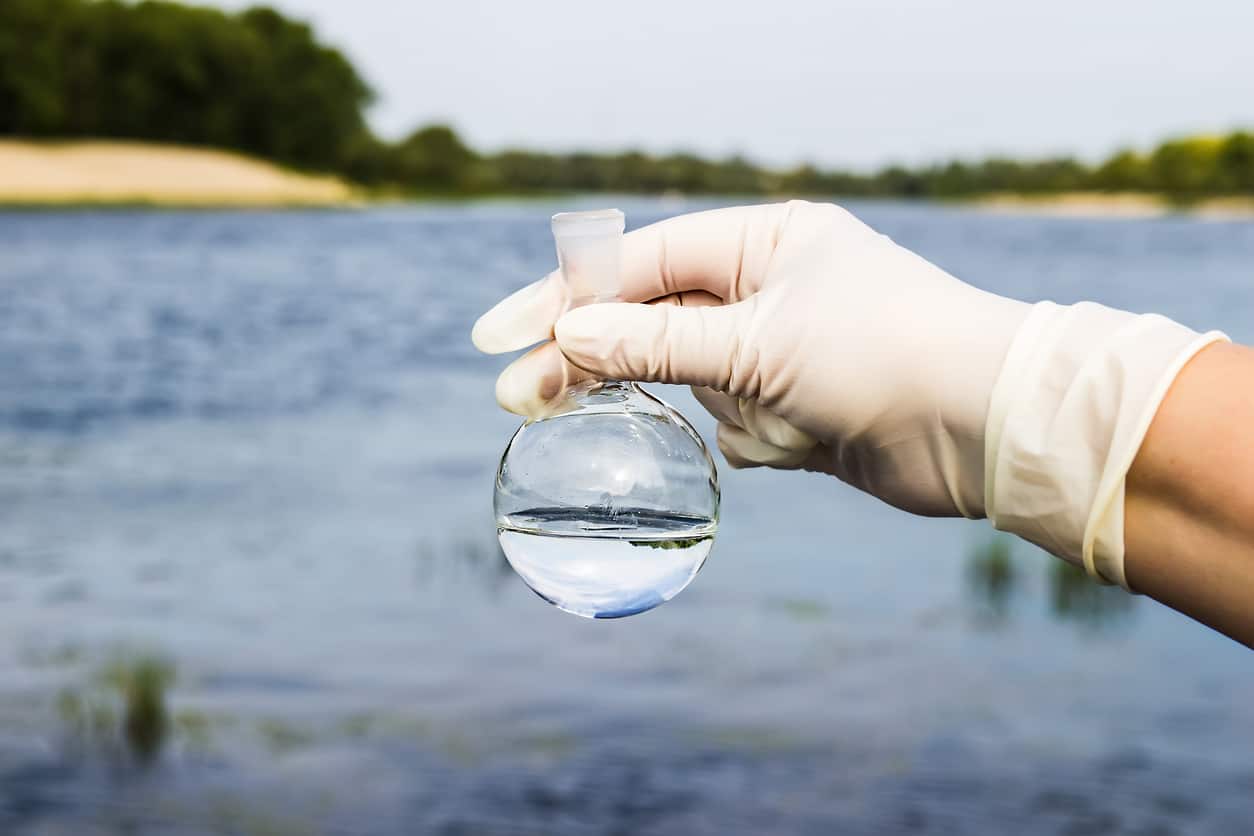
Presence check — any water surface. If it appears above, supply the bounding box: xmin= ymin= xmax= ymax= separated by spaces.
xmin=0 ymin=199 xmax=1251 ymax=834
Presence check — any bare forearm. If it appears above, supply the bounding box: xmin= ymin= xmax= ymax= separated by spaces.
xmin=1125 ymin=342 xmax=1254 ymax=647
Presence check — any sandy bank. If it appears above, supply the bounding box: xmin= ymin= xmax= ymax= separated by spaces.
xmin=972 ymin=191 xmax=1254 ymax=220
xmin=0 ymin=140 xmax=356 ymax=207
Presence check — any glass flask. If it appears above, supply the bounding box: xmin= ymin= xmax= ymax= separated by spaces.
xmin=494 ymin=209 xmax=720 ymax=618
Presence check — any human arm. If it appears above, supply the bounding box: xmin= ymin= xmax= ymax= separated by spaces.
xmin=1125 ymin=342 xmax=1254 ymax=648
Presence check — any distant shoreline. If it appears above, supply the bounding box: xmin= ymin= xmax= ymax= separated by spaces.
xmin=4 ymin=140 xmax=1253 ymax=219
xmin=969 ymin=191 xmax=1254 ymax=220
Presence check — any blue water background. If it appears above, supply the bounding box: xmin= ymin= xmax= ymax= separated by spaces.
xmin=0 ymin=199 xmax=1251 ymax=834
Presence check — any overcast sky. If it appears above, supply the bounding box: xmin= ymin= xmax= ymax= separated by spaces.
xmin=206 ymin=0 xmax=1254 ymax=169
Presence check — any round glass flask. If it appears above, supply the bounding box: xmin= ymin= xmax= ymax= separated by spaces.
xmin=494 ymin=210 xmax=720 ymax=618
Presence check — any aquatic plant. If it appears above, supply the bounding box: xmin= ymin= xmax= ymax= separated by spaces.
xmin=1048 ymin=560 xmax=1136 ymax=630
xmin=965 ymin=536 xmax=1018 ymax=625
xmin=57 ymin=653 xmax=176 ymax=765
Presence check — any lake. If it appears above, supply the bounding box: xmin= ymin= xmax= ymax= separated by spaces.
xmin=0 ymin=199 xmax=1251 ymax=834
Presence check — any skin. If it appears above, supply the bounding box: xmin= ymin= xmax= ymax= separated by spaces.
xmin=1125 ymin=342 xmax=1254 ymax=648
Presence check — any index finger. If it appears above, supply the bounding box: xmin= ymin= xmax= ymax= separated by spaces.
xmin=471 ymin=203 xmax=788 ymax=355
xmin=618 ymin=202 xmax=789 ymax=303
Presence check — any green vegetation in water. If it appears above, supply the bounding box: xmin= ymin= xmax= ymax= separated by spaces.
xmin=966 ymin=535 xmax=1018 ymax=625
xmin=2 ymin=0 xmax=1251 ymax=203
xmin=1049 ymin=560 xmax=1136 ymax=630
xmin=766 ymin=597 xmax=831 ymax=622
xmin=964 ymin=536 xmax=1136 ymax=632
xmin=173 ymin=709 xmax=214 ymax=751
xmin=333 ymin=711 xmax=431 ymax=742
xmin=58 ymin=653 xmax=175 ymax=765
xmin=630 ymin=535 xmax=713 ymax=550
xmin=257 ymin=718 xmax=316 ymax=755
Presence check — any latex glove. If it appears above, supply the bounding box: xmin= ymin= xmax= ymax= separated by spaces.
xmin=474 ymin=201 xmax=1027 ymax=518
xmin=472 ymin=201 xmax=1223 ymax=586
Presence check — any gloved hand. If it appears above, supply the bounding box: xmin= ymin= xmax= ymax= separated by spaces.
xmin=472 ymin=201 xmax=1223 ymax=587
xmin=474 ymin=201 xmax=1029 ymax=518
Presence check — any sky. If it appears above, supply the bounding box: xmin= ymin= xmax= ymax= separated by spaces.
xmin=206 ymin=0 xmax=1254 ymax=169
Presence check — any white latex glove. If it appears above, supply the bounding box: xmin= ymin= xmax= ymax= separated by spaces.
xmin=472 ymin=201 xmax=1224 ymax=587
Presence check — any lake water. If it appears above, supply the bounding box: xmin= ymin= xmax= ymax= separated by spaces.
xmin=0 ymin=199 xmax=1251 ymax=834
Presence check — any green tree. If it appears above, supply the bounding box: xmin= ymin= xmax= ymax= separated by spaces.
xmin=1093 ymin=149 xmax=1149 ymax=191
xmin=0 ymin=0 xmax=372 ymax=171
xmin=390 ymin=124 xmax=479 ymax=191
xmin=708 ymin=155 xmax=766 ymax=194
xmin=1148 ymin=136 xmax=1221 ymax=201
xmin=0 ymin=0 xmax=74 ymax=132
xmin=237 ymin=6 xmax=373 ymax=168
xmin=1215 ymin=132 xmax=1254 ymax=193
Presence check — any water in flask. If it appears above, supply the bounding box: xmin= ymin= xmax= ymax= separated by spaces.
xmin=498 ymin=507 xmax=715 ymax=618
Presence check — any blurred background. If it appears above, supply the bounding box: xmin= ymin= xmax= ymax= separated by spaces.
xmin=1 ymin=2 xmax=1253 ymax=834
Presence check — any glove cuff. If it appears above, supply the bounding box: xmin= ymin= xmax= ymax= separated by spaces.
xmin=984 ymin=301 xmax=1226 ymax=589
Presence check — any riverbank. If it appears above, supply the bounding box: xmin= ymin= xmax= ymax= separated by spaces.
xmin=3 ymin=140 xmax=1253 ymax=217
xmin=0 ymin=140 xmax=358 ymax=207
xmin=971 ymin=191 xmax=1254 ymax=220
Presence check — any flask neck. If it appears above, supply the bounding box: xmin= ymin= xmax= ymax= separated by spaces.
xmin=571 ymin=378 xmax=639 ymax=405
xmin=552 ymin=209 xmax=624 ymax=304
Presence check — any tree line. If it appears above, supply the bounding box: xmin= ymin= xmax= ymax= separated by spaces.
xmin=0 ymin=0 xmax=372 ymax=171
xmin=418 ymin=131 xmax=1252 ymax=203
xmin=2 ymin=0 xmax=1252 ymax=202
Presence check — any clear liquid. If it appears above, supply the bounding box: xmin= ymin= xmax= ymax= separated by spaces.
xmin=497 ymin=507 xmax=716 ymax=619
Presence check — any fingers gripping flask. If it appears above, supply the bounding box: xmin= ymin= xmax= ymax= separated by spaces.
xmin=494 ymin=209 xmax=720 ymax=618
